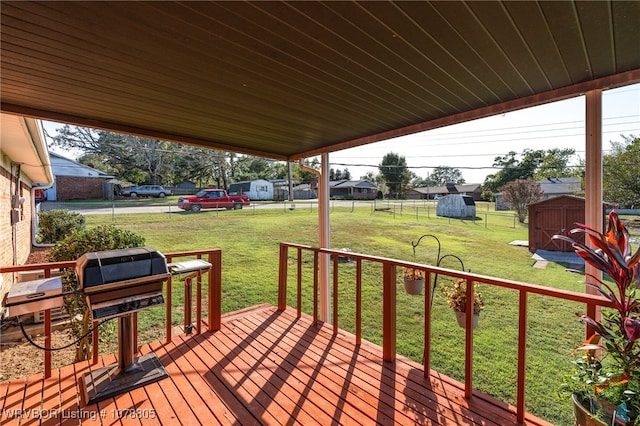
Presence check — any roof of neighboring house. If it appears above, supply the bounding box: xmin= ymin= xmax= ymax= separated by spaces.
xmin=330 ymin=180 xmax=377 ymax=189
xmin=50 ymin=152 xmax=114 ymax=178
xmin=408 ymin=183 xmax=481 ymax=194
xmin=2 ymin=2 xmax=637 ymax=161
xmin=1 ymin=113 xmax=53 ymax=184
xmin=537 ymin=177 xmax=581 ymax=195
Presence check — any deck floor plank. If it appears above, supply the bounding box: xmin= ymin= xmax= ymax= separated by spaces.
xmin=20 ymin=374 xmax=44 ymax=426
xmin=136 ymin=344 xmax=181 ymax=424
xmin=242 ymin=308 xmax=433 ymax=425
xmin=148 ymin=339 xmax=212 ymax=425
xmin=1 ymin=378 xmax=26 ymax=424
xmin=168 ymin=333 xmax=253 ymax=425
xmin=247 ymin=306 xmax=474 ymax=425
xmin=0 ymin=305 xmax=554 ymax=426
xmin=221 ymin=312 xmax=374 ymax=425
xmin=210 ymin=318 xmax=337 ymax=425
xmin=181 ymin=332 xmax=311 ymax=426
xmin=271 ymin=308 xmax=504 ymax=425
xmin=269 ymin=308 xmax=520 ymax=426
xmin=226 ymin=309 xmax=406 ymax=425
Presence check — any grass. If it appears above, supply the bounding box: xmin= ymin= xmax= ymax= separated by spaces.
xmin=78 ymin=203 xmax=640 ymax=426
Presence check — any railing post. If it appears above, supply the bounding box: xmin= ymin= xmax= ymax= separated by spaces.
xmin=423 ymin=271 xmax=432 ymax=378
xmin=209 ymin=250 xmax=222 ymax=331
xmin=166 ymin=255 xmax=173 ymax=343
xmin=297 ymin=247 xmax=302 ymax=318
xmin=333 ymin=255 xmax=339 ymax=335
xmin=517 ymin=290 xmax=528 ymax=424
xmin=464 ymin=278 xmax=474 ymax=398
xmin=313 ymin=250 xmax=319 ymax=325
xmin=356 ymin=259 xmax=362 ymax=346
xmin=278 ymin=244 xmax=288 ymax=311
xmin=382 ymin=262 xmax=396 ymax=361
xmin=43 ymin=267 xmax=51 ymax=378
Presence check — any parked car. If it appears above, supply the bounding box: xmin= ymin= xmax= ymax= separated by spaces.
xmin=122 ymin=185 xmax=172 ymax=198
xmin=177 ymin=189 xmax=250 ymax=212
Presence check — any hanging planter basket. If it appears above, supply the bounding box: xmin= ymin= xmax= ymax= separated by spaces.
xmin=403 ymin=277 xmax=424 ymax=295
xmin=455 ymin=311 xmax=479 ymax=329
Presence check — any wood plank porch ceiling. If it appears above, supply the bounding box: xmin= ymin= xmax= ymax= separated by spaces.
xmin=1 ymin=1 xmax=639 ymax=160
xmin=0 ymin=305 xmax=552 ymax=425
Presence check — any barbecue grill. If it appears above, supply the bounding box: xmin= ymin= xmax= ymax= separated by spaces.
xmin=75 ymin=247 xmax=170 ymax=404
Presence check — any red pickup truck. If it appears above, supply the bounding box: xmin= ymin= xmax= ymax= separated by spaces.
xmin=177 ymin=189 xmax=250 ymax=212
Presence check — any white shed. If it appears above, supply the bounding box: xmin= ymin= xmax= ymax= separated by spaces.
xmin=436 ymin=195 xmax=476 ymax=218
xmin=228 ymin=179 xmax=274 ymax=200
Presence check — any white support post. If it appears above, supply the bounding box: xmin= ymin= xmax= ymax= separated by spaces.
xmin=319 ymin=153 xmax=331 ymax=323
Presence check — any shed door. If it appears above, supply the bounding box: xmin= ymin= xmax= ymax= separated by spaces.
xmin=534 ymin=206 xmax=584 ymax=251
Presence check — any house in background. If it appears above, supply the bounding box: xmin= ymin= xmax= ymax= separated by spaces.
xmin=406 ymin=183 xmax=482 ymax=201
xmin=495 ymin=177 xmax=582 ymax=211
xmin=329 ymin=180 xmax=377 ymax=200
xmin=0 ymin=114 xmax=53 ymax=308
xmin=47 ymin=152 xmax=114 ymax=201
xmin=538 ymin=177 xmax=582 ymax=199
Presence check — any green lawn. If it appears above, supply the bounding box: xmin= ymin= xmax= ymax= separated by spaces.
xmin=79 ymin=203 xmax=638 ymax=426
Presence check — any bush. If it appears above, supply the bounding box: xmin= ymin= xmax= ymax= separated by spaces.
xmin=37 ymin=209 xmax=86 ymax=243
xmin=48 ymin=225 xmax=145 ymax=361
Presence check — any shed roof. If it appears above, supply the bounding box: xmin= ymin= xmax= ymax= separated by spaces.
xmin=1 ymin=2 xmax=639 ymax=160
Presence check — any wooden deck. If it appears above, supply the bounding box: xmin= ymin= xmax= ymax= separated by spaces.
xmin=1 ymin=305 xmax=552 ymax=425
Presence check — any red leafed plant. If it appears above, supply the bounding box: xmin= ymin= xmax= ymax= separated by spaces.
xmin=554 ymin=211 xmax=640 ymax=423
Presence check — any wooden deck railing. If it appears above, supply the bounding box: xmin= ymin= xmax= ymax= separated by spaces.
xmin=277 ymin=242 xmax=614 ymax=424
xmin=0 ymin=248 xmax=221 ymax=378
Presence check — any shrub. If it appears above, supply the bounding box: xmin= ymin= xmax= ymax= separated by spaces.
xmin=37 ymin=209 xmax=86 ymax=243
xmin=48 ymin=225 xmax=145 ymax=361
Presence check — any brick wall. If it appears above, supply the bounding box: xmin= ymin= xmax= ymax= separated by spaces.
xmin=56 ymin=175 xmax=107 ymax=200
xmin=0 ymin=162 xmax=34 ymax=307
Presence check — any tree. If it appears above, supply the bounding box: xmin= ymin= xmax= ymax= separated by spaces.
xmin=603 ymin=135 xmax=640 ymax=208
xmin=483 ymin=149 xmax=545 ymax=196
xmin=533 ymin=148 xmax=581 ymax=180
xmin=424 ymin=166 xmax=466 ymax=186
xmin=329 ymin=168 xmax=351 ymax=181
xmin=378 ymin=152 xmax=411 ymax=198
xmin=501 ymin=178 xmax=543 ymax=223
xmin=50 ymin=125 xmax=188 ymax=185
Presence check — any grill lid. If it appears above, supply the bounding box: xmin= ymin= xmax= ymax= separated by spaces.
xmin=76 ymin=247 xmax=168 ymax=292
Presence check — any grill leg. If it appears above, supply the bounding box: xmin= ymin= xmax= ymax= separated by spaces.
xmin=118 ymin=314 xmax=138 ymax=372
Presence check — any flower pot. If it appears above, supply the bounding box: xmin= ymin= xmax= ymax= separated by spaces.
xmin=403 ymin=278 xmax=424 ymax=295
xmin=455 ymin=311 xmax=479 ymax=329
xmin=572 ymin=393 xmax=607 ymax=426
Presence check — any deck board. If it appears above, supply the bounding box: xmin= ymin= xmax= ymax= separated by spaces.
xmin=1 ymin=305 xmax=553 ymax=425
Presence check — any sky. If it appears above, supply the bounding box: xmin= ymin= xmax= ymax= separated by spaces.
xmin=330 ymin=83 xmax=640 ymax=184
xmin=45 ymin=83 xmax=639 ymax=184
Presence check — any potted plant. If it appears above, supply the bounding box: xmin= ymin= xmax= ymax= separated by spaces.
xmin=440 ymin=278 xmax=484 ymax=329
xmin=554 ymin=211 xmax=640 ymax=425
xmin=403 ymin=267 xmax=425 ymax=295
